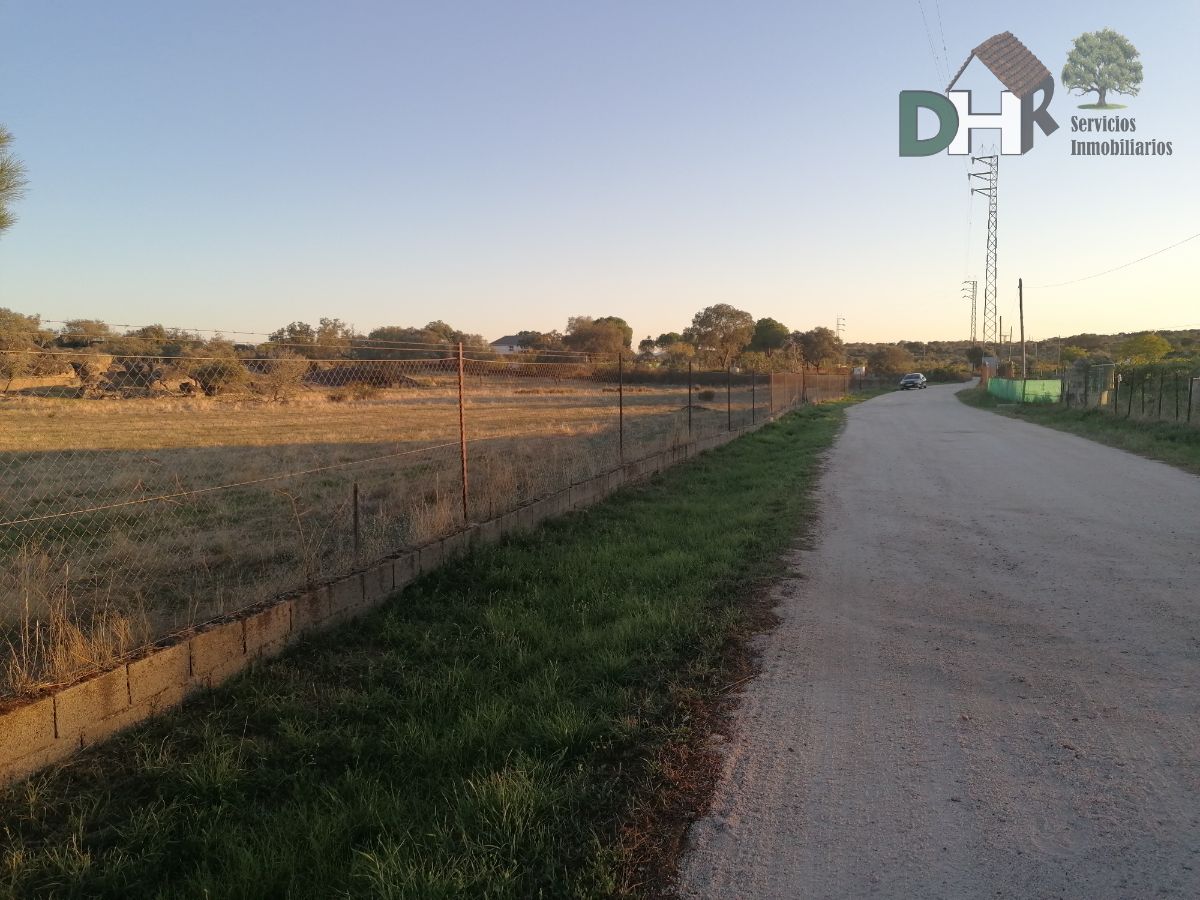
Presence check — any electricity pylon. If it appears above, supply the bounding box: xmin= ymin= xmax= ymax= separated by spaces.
xmin=969 ymin=155 xmax=998 ymax=356
xmin=961 ymin=280 xmax=978 ymax=345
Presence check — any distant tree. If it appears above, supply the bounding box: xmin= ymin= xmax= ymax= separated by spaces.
xmin=637 ymin=336 xmax=658 ymax=356
xmin=661 ymin=341 xmax=695 ymax=369
xmin=58 ymin=319 xmax=116 ymax=348
xmin=0 ymin=307 xmax=52 ymax=391
xmin=965 ymin=346 xmax=985 ymax=369
xmin=798 ymin=327 xmax=844 ymax=372
xmin=268 ymin=318 xmax=356 ymax=359
xmin=867 ymin=345 xmax=916 ymax=375
xmin=686 ymin=304 xmax=755 ymax=368
xmin=257 ymin=351 xmax=310 ymax=401
xmin=564 ymin=316 xmax=628 ymax=355
xmin=268 ymin=321 xmax=319 ymax=357
xmin=357 ymin=325 xmax=433 ymax=359
xmin=517 ymin=330 xmax=567 ymax=353
xmin=1062 ymin=333 xmax=1107 ymax=352
xmin=315 ymin=318 xmax=356 ymax=357
xmin=1062 ymin=29 xmax=1143 ymax=108
xmin=104 ymin=324 xmax=197 ymax=357
xmin=356 ymin=322 xmax=488 ymax=360
xmin=1117 ymin=332 xmax=1171 ymax=364
xmin=422 ymin=320 xmax=457 ymax=343
xmin=737 ymin=351 xmax=777 ymax=374
xmin=593 ymin=316 xmax=633 ymax=350
xmin=1059 ymin=345 xmax=1090 ymax=365
xmin=421 ymin=320 xmax=489 ymax=351
xmin=183 ymin=342 xmax=249 ymax=395
xmin=655 ymin=332 xmax=683 ymax=348
xmin=749 ymin=317 xmax=790 ymax=356
xmin=0 ymin=126 xmax=26 ymax=237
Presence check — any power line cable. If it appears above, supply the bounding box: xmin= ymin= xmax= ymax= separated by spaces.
xmin=915 ymin=0 xmax=948 ymax=83
xmin=1030 ymin=230 xmax=1200 ymax=289
xmin=934 ymin=0 xmax=950 ymax=73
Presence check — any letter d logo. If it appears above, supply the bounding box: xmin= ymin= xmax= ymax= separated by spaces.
xmin=899 ymin=91 xmax=959 ymax=156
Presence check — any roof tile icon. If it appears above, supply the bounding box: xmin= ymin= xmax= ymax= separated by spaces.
xmin=946 ymin=32 xmax=1051 ymax=99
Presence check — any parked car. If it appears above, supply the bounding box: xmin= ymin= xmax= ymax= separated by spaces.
xmin=898 ymin=373 xmax=928 ymax=390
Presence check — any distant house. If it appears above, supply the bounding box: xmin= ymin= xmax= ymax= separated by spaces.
xmin=490 ymin=335 xmax=524 ymax=355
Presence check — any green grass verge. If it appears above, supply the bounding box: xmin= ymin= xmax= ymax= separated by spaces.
xmin=957 ymin=388 xmax=1200 ymax=475
xmin=0 ymin=403 xmax=849 ymax=899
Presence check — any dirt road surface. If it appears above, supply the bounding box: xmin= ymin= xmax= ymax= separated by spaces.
xmin=680 ymin=384 xmax=1200 ymax=899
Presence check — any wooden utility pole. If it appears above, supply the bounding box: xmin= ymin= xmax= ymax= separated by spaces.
xmin=1019 ymin=278 xmax=1027 ymax=403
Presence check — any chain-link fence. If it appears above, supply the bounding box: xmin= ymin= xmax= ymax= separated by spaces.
xmin=1066 ymin=363 xmax=1200 ymax=425
xmin=0 ymin=344 xmax=850 ymax=695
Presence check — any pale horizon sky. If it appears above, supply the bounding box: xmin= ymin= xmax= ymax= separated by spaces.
xmin=1 ymin=1 xmax=1197 ymax=344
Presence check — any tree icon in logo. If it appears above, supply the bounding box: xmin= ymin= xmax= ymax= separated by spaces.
xmin=1062 ymin=28 xmax=1143 ymax=109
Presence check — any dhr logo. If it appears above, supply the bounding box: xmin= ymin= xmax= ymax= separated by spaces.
xmin=900 ymin=32 xmax=1059 ymax=156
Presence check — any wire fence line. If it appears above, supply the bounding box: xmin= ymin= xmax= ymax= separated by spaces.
xmin=1066 ymin=362 xmax=1200 ymax=425
xmin=0 ymin=345 xmax=849 ymax=695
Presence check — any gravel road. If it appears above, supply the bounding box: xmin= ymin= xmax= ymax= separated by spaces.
xmin=679 ymin=384 xmax=1200 ymax=899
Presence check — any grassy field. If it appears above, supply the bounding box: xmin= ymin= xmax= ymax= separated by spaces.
xmin=957 ymin=387 xmax=1200 ymax=474
xmin=0 ymin=402 xmax=848 ymax=899
xmin=1 ymin=378 xmax=769 ymax=695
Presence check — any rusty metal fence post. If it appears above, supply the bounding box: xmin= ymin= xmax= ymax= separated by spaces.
xmin=687 ymin=361 xmax=693 ymax=439
xmin=457 ymin=342 xmax=469 ymax=523
xmin=618 ymin=352 xmax=624 ymax=463
xmin=726 ymin=366 xmax=732 ymax=431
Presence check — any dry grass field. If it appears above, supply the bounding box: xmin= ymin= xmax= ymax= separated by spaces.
xmin=0 ymin=374 xmax=762 ymax=695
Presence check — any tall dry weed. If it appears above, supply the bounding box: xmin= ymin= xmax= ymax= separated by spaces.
xmin=1 ymin=547 xmax=149 ymax=695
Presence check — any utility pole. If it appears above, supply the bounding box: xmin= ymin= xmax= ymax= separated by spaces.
xmin=1019 ymin=278 xmax=1027 ymax=403
xmin=961 ymin=280 xmax=978 ymax=345
xmin=836 ymin=315 xmax=846 ymax=340
xmin=969 ymin=155 xmax=999 ymax=357
xmin=1018 ymin=278 xmax=1026 ymax=381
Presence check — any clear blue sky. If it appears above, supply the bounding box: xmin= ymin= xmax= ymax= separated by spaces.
xmin=1 ymin=1 xmax=1196 ymax=343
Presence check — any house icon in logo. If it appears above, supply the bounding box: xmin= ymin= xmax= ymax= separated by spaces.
xmin=900 ymin=31 xmax=1059 ymax=156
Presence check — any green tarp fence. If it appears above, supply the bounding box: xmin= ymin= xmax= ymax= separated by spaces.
xmin=987 ymin=377 xmax=1061 ymax=404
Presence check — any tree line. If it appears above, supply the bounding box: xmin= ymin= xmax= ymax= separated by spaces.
xmin=513 ymin=305 xmax=848 ymax=374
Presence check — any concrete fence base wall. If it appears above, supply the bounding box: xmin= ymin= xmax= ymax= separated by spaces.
xmin=0 ymin=417 xmax=775 ymax=786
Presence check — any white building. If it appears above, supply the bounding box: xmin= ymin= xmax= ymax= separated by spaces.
xmin=490 ymin=335 xmax=523 ymax=355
